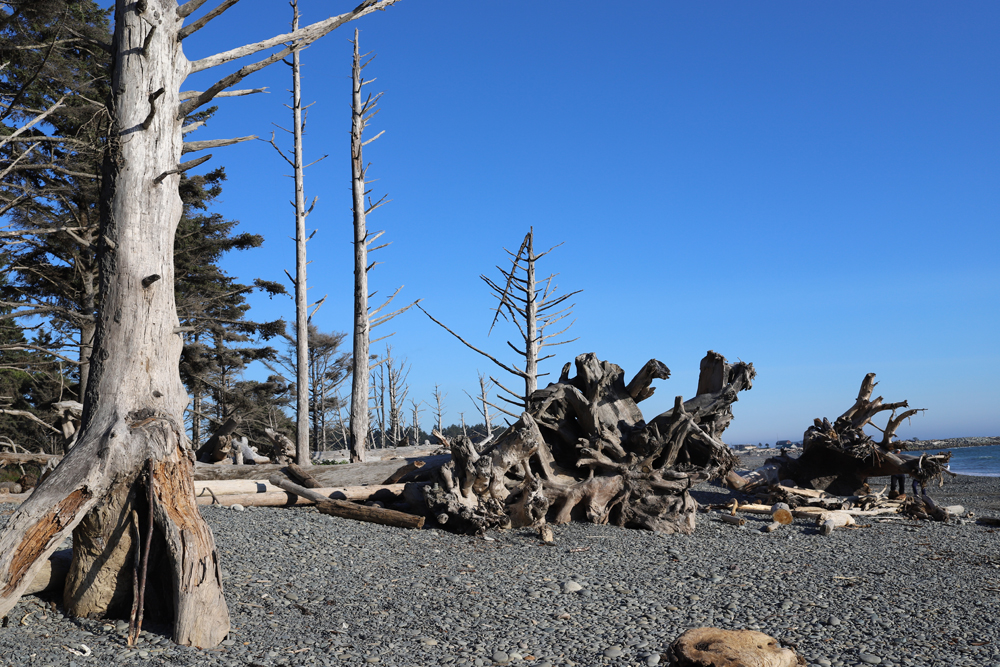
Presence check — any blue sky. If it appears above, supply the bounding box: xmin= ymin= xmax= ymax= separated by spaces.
xmin=180 ymin=1 xmax=1000 ymax=444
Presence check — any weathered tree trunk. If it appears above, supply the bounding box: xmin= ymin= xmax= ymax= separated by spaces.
xmin=349 ymin=31 xmax=371 ymax=464
xmin=290 ymin=0 xmax=311 ymax=467
xmin=0 ymin=1 xmax=229 ymax=646
xmin=425 ymin=351 xmax=753 ymax=535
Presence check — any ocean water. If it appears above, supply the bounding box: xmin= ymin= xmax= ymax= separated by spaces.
xmin=909 ymin=444 xmax=1000 ymax=477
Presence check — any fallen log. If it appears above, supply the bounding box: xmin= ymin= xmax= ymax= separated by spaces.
xmin=193 ymin=454 xmax=450 ymax=485
xmin=195 ymin=483 xmax=411 ymax=507
xmin=775 ymin=373 xmax=948 ymax=494
xmin=268 ymin=475 xmax=425 ymax=529
xmin=0 ymin=452 xmax=62 ymax=466
xmin=717 ymin=513 xmax=745 ymax=527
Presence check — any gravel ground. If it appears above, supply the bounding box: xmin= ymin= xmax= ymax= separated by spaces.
xmin=1 ymin=472 xmax=999 ymax=667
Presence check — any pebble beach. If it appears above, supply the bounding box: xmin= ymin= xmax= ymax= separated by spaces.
xmin=1 ymin=461 xmax=999 ymax=667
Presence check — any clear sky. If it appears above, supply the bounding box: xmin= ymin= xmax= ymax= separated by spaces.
xmin=180 ymin=1 xmax=1000 ymax=444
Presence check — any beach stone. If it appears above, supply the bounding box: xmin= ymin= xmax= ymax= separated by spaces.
xmin=562 ymin=581 xmax=583 ymax=594
xmin=492 ymin=651 xmax=509 ymax=663
xmin=604 ymin=646 xmax=623 ymax=658
xmin=859 ymin=654 xmax=882 ymax=664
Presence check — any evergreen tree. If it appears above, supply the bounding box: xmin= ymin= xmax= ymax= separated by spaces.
xmin=0 ymin=0 xmax=111 ymax=397
xmin=174 ymin=168 xmax=285 ymax=448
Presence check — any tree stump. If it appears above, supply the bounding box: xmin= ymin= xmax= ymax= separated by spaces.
xmin=424 ymin=351 xmax=753 ymax=534
xmin=667 ymin=627 xmax=805 ymax=667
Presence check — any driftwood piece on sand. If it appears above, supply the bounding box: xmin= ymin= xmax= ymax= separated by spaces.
xmin=194 ymin=454 xmax=449 ymax=485
xmin=268 ymin=475 xmax=425 ymax=529
xmin=667 ymin=627 xmax=806 ymax=667
xmin=425 ymin=351 xmax=754 ymax=535
xmin=195 ymin=483 xmax=411 ymax=507
xmin=0 ymin=452 xmax=62 ymax=466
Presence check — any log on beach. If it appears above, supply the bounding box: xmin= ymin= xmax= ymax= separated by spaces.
xmin=194 ymin=483 xmax=412 ymax=507
xmin=193 ymin=454 xmax=450 ymax=485
xmin=268 ymin=475 xmax=425 ymax=529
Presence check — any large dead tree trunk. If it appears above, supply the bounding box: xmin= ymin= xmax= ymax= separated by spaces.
xmin=0 ymin=0 xmax=397 ymax=648
xmin=424 ymin=351 xmax=752 ymax=535
xmin=771 ymin=373 xmax=948 ymax=495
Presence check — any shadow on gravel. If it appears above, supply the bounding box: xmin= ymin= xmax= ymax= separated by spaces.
xmin=690 ymin=484 xmax=735 ymax=506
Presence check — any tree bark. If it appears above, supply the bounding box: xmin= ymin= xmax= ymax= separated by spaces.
xmin=0 ymin=1 xmax=229 ymax=646
xmin=348 ymin=30 xmax=370 ymax=464
xmin=290 ymin=1 xmax=311 ymax=467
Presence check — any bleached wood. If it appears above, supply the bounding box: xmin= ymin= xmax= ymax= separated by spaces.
xmin=179 ymin=88 xmax=266 ymax=100
xmin=182 ymin=136 xmax=257 ymax=153
xmin=189 ymin=1 xmax=397 ymax=74
xmin=178 ymin=0 xmax=241 ymax=39
xmin=349 ymin=31 xmax=371 ymax=463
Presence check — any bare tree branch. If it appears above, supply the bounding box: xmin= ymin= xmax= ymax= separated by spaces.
xmin=178 ymin=0 xmax=242 ymax=40
xmin=182 ymin=135 xmax=257 ymax=154
xmin=188 ymin=0 xmax=398 ymax=74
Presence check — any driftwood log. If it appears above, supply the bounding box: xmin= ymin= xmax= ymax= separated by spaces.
xmin=667 ymin=627 xmax=806 ymax=667
xmin=768 ymin=373 xmax=951 ymax=495
xmin=193 ymin=454 xmax=448 ymax=485
xmin=268 ymin=476 xmax=425 ymax=529
xmin=424 ymin=351 xmax=753 ymax=534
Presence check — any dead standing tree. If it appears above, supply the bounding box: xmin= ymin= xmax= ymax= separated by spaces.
xmin=0 ymin=0 xmax=398 ymax=648
xmin=267 ymin=0 xmax=328 ymax=466
xmin=419 ymin=227 xmax=580 ymax=418
xmin=348 ymin=30 xmax=416 ymax=463
xmin=425 ymin=350 xmax=754 ymax=535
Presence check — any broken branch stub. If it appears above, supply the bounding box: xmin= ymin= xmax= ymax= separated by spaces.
xmin=424 ymin=351 xmax=752 ymax=535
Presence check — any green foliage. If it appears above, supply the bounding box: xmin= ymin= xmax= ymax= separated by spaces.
xmin=174 ymin=168 xmax=289 ymax=447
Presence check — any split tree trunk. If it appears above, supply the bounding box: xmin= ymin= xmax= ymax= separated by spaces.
xmin=0 ymin=1 xmax=227 ymax=646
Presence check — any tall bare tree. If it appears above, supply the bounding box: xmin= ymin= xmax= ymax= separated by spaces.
xmin=266 ymin=0 xmax=327 ymax=465
xmin=464 ymin=372 xmax=498 ymax=441
xmin=348 ymin=30 xmax=415 ymax=462
xmin=0 ymin=0 xmax=397 ymax=647
xmin=432 ymin=383 xmax=446 ymax=432
xmin=420 ymin=227 xmax=581 ymax=413
xmin=409 ymin=397 xmax=422 ymax=446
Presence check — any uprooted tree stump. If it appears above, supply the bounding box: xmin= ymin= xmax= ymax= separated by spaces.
xmin=424 ymin=351 xmax=754 ymax=534
xmin=768 ymin=373 xmax=951 ymax=495
xmin=666 ymin=627 xmax=806 ymax=667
